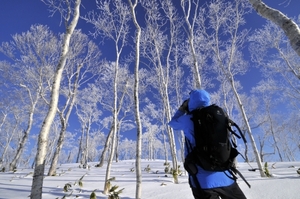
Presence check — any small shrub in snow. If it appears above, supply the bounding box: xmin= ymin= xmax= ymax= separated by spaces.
xmin=164 ymin=165 xmax=170 ymax=173
xmin=108 ymin=185 xmax=124 ymax=199
xmin=264 ymin=162 xmax=272 ymax=177
xmin=90 ymin=190 xmax=97 ymax=199
xmin=144 ymin=165 xmax=151 ymax=173
xmin=63 ymin=183 xmax=72 ymax=192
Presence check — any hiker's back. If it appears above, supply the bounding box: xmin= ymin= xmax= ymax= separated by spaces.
xmin=191 ymin=104 xmax=235 ymax=171
xmin=188 ymin=103 xmax=250 ymax=188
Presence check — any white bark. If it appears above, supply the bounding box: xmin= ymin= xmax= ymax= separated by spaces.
xmin=9 ymin=86 xmax=39 ymax=171
xmin=248 ymin=0 xmax=300 ymax=56
xmin=180 ymin=0 xmax=202 ymax=88
xmin=76 ymin=126 xmax=84 ymax=163
xmin=128 ymin=0 xmax=142 ymax=198
xmin=30 ymin=0 xmax=81 ymax=198
xmin=103 ymin=125 xmax=117 ymax=195
xmin=103 ymin=58 xmax=120 ymax=192
xmin=97 ymin=78 xmax=132 ymax=167
xmin=1 ymin=114 xmax=18 ymax=168
xmin=98 ymin=125 xmax=113 ymax=167
xmin=162 ymin=126 xmax=168 ymax=163
xmin=141 ymin=0 xmax=179 ymax=183
xmin=207 ymin=0 xmax=265 ymax=177
xmin=265 ymin=99 xmax=283 ymax=162
xmin=230 ymin=80 xmax=265 ymax=177
xmin=75 ymin=87 xmax=102 ymax=167
xmin=47 ymin=63 xmax=82 ymax=176
xmin=44 ymin=119 xmax=60 ymax=165
xmin=83 ymin=1 xmax=131 ymax=193
xmin=44 ymin=28 xmax=101 ymax=175
xmin=0 ymin=25 xmax=58 ymax=171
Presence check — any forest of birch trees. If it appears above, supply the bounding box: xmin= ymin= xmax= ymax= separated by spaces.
xmin=0 ymin=0 xmax=299 ymax=198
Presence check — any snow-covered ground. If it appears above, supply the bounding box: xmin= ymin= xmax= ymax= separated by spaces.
xmin=0 ymin=160 xmax=299 ymax=199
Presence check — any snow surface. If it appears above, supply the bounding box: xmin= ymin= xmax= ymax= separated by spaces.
xmin=0 ymin=160 xmax=299 ymax=199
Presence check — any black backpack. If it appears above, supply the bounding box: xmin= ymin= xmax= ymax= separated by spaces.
xmin=188 ymin=104 xmax=251 ymax=188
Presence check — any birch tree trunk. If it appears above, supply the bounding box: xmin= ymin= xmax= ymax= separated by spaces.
xmin=142 ymin=0 xmax=179 ymax=183
xmin=97 ymin=83 xmax=131 ymax=167
xmin=1 ymin=114 xmax=17 ymax=168
xmin=128 ymin=0 xmax=142 ymax=198
xmin=162 ymin=130 xmax=169 ymax=163
xmin=9 ymin=84 xmax=40 ymax=170
xmin=47 ymin=114 xmax=67 ymax=175
xmin=30 ymin=0 xmax=81 ymax=198
xmin=180 ymin=0 xmax=202 ymax=88
xmin=0 ymin=112 xmax=7 ymax=132
xmin=76 ymin=126 xmax=84 ymax=163
xmin=115 ymin=121 xmax=124 ymax=163
xmin=103 ymin=124 xmax=117 ymax=195
xmin=230 ymin=79 xmax=265 ymax=177
xmin=115 ymin=128 xmax=120 ymax=162
xmin=207 ymin=0 xmax=265 ymax=177
xmin=83 ymin=115 xmax=92 ymax=168
xmin=44 ymin=119 xmax=60 ymax=165
xmin=84 ymin=0 xmax=131 ymax=172
xmin=172 ymin=18 xmax=187 ymax=165
xmin=162 ymin=8 xmax=179 ymax=181
xmin=98 ymin=126 xmax=113 ymax=167
xmin=47 ymin=64 xmax=81 ymax=176
xmin=248 ymin=0 xmax=300 ymax=56
xmin=103 ymin=54 xmax=119 ymax=194
xmin=265 ymin=99 xmax=283 ymax=162
xmin=0 ymin=24 xmax=59 ymax=171
xmin=0 ymin=112 xmax=7 ymax=167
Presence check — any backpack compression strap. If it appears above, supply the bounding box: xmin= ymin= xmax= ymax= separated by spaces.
xmin=228 ymin=119 xmax=247 ymax=144
xmin=230 ymin=167 xmax=251 ymax=188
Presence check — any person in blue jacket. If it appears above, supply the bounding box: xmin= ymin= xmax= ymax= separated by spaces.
xmin=169 ymin=89 xmax=246 ymax=199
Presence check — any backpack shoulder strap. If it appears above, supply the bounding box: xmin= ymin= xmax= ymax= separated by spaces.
xmin=185 ymin=137 xmax=193 ymax=154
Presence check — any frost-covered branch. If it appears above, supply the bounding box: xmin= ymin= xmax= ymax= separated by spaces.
xmin=248 ymin=0 xmax=300 ymax=56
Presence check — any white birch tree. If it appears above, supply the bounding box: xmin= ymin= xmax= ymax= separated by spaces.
xmin=44 ymin=118 xmax=61 ymax=165
xmin=140 ymin=0 xmax=181 ymax=183
xmin=0 ymin=25 xmax=58 ymax=171
xmin=47 ymin=30 xmax=101 ymax=176
xmin=248 ymin=16 xmax=300 ymax=161
xmin=248 ymin=0 xmax=300 ymax=56
xmin=140 ymin=100 xmax=168 ymax=161
xmin=83 ymin=0 xmax=132 ymax=194
xmin=128 ymin=0 xmax=143 ymax=198
xmin=0 ymin=108 xmax=25 ymax=169
xmin=249 ymin=20 xmax=300 ymax=86
xmin=142 ymin=121 xmax=162 ymax=160
xmin=118 ymin=138 xmax=136 ymax=160
xmin=94 ymin=68 xmax=134 ymax=168
xmin=30 ymin=0 xmax=81 ymax=198
xmin=251 ymin=78 xmax=300 ymax=161
xmin=75 ymin=84 xmax=102 ymax=168
xmin=202 ymin=0 xmax=265 ymax=176
xmin=180 ymin=0 xmax=203 ymax=88
xmin=168 ymin=9 xmax=193 ymax=164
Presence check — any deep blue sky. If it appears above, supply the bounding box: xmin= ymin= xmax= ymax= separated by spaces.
xmin=0 ymin=1 xmax=97 ymax=47
xmin=1 ymin=0 xmax=299 ymax=46
xmin=1 ymin=0 xmax=299 ymax=90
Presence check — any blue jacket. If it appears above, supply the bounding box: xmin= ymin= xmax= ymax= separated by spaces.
xmin=168 ymin=89 xmax=234 ymax=189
